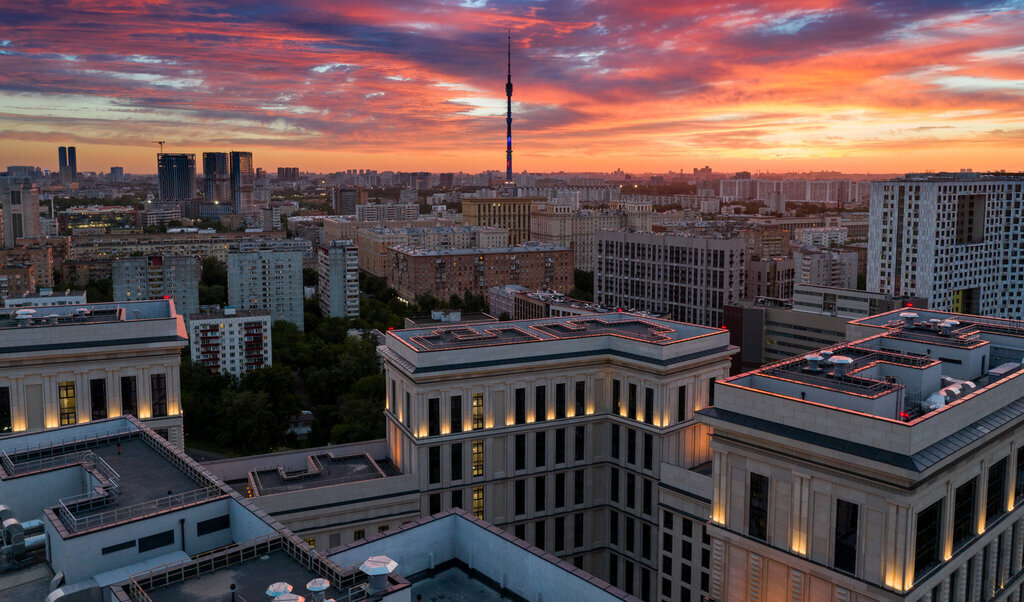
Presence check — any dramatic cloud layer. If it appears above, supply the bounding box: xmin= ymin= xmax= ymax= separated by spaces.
xmin=1 ymin=0 xmax=1022 ymax=173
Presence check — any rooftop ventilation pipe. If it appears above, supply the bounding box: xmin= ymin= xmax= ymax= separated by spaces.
xmin=900 ymin=312 xmax=918 ymax=328
xmin=831 ymin=355 xmax=854 ymax=377
xmin=360 ymin=555 xmax=398 ymax=595
xmin=804 ymin=355 xmax=823 ymax=371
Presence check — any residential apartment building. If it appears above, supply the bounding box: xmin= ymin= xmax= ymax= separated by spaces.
xmin=1 ymin=173 xmax=41 ymax=247
xmin=227 ymin=249 xmax=304 ymax=328
xmin=793 ymin=247 xmax=859 ymax=289
xmin=792 ymin=284 xmax=928 ymax=319
xmin=317 ymin=240 xmax=359 ymax=318
xmin=868 ymin=172 xmax=1024 ymax=319
xmin=357 ymin=226 xmax=509 ymax=278
xmin=188 ymin=307 xmax=272 ymax=376
xmin=531 ymin=202 xmax=654 ymax=271
xmin=462 ymin=196 xmax=541 ymax=245
xmin=387 ymin=242 xmax=572 ymax=302
xmin=488 ymin=284 xmax=604 ymax=320
xmin=3 ymin=287 xmax=86 ymax=308
xmin=744 ymin=256 xmax=795 ymax=300
xmin=0 ymin=246 xmax=52 ymax=288
xmin=330 ymin=187 xmax=368 ymax=214
xmin=70 ymin=230 xmax=286 ymax=263
xmin=112 ymin=254 xmax=200 ymax=319
xmin=0 ymin=299 xmax=187 ymax=447
xmin=355 ymin=202 xmax=419 ymax=222
xmin=702 ymin=308 xmax=1024 ymax=601
xmin=796 ymin=226 xmax=848 ymax=248
xmin=0 ymin=264 xmax=35 ymax=298
xmin=595 ymin=230 xmax=746 ymax=327
xmin=322 ymin=216 xmax=456 ymax=245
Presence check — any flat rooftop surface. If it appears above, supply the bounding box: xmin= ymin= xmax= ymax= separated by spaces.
xmin=84 ymin=439 xmax=202 ymax=509
xmin=411 ymin=566 xmax=504 ymax=602
xmin=252 ymin=453 xmax=388 ymax=495
xmin=147 ymin=551 xmax=343 ymax=602
xmin=0 ymin=300 xmax=173 ymax=330
xmin=392 ymin=313 xmax=719 ymax=352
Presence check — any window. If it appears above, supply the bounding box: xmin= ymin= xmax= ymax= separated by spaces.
xmin=611 ymin=510 xmax=619 ymax=545
xmin=428 ymin=398 xmax=440 ymax=436
xmin=707 ymin=377 xmax=716 ymax=407
xmin=627 ymin=429 xmax=636 ymax=464
xmin=611 ymin=468 xmax=620 ymax=503
xmin=575 ymin=381 xmax=585 ymax=416
xmin=429 ymin=493 xmax=441 ymax=515
xmin=535 ymin=432 xmax=546 ymax=468
xmin=138 ymin=530 xmax=174 ymax=553
xmin=390 ymin=379 xmax=396 ymax=412
xmin=663 ymin=511 xmax=673 ymax=531
xmin=987 ymin=457 xmax=1008 ymax=527
xmin=304 ymin=537 xmax=316 ymax=548
xmin=515 ymin=480 xmax=526 ymax=515
xmin=644 ymin=387 xmax=654 ymax=424
xmin=574 ymin=513 xmax=584 ymax=548
xmin=535 ymin=385 xmax=546 ymax=422
xmin=59 ymin=381 xmax=77 ymax=425
xmin=642 ymin=524 xmax=652 ymax=560
xmin=574 ymin=426 xmax=585 ymax=461
xmin=834 ymin=499 xmax=858 ymax=574
xmin=450 ymin=395 xmax=462 ymax=433
xmin=405 ymin=392 xmax=410 ymax=425
xmin=574 ymin=469 xmax=584 ymax=505
xmin=626 ymin=517 xmax=636 ymax=552
xmin=748 ymin=473 xmax=769 ymax=541
xmin=643 ymin=433 xmax=653 ymax=470
xmin=611 ymin=424 xmax=620 ymax=459
xmin=428 ymin=446 xmax=441 ymax=484
xmin=0 ymin=387 xmax=11 ymax=434
xmin=626 ymin=474 xmax=636 ymax=509
xmin=555 ymin=516 xmax=565 ymax=551
xmin=643 ymin=479 xmax=652 ymax=515
xmin=90 ymin=379 xmax=107 ymax=420
xmin=515 ymin=524 xmax=526 ymax=540
xmin=628 ymin=383 xmax=637 ymax=419
xmin=120 ymin=376 xmax=138 ymax=417
xmin=678 ymin=385 xmax=688 ymax=423
xmin=515 ymin=434 xmax=526 ymax=471
xmin=535 ymin=476 xmax=546 ymax=512
xmin=915 ymin=499 xmax=943 ymax=579
xmin=1016 ymin=447 xmax=1024 ymax=505
xmin=535 ymin=520 xmax=546 ymax=550
xmin=452 ymin=489 xmax=463 ymax=509
xmin=472 ymin=393 xmax=484 ymax=429
xmin=555 ymin=428 xmax=566 ymax=464
xmin=515 ymin=388 xmax=526 ymax=424
xmin=613 ymin=379 xmax=621 ymax=414
xmin=473 ymin=485 xmax=485 ymax=518
xmin=555 ymin=383 xmax=566 ymax=419
xmin=451 ymin=442 xmax=463 ymax=481
xmin=555 ymin=472 xmax=566 ymax=508
xmin=472 ymin=440 xmax=484 ymax=477
xmin=378 ymin=524 xmax=389 ymax=533
xmin=953 ymin=478 xmax=977 ymax=549
xmin=150 ymin=374 xmax=167 ymax=417
xmin=610 ymin=554 xmax=619 ymax=587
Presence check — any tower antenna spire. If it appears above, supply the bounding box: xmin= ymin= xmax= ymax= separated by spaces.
xmin=504 ymin=30 xmax=514 ymax=187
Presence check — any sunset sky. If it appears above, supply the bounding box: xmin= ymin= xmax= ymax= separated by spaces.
xmin=1 ymin=0 xmax=1023 ymax=175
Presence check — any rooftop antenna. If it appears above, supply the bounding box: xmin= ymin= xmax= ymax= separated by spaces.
xmin=153 ymin=141 xmax=166 ymax=153
xmin=504 ymin=29 xmax=514 ymax=187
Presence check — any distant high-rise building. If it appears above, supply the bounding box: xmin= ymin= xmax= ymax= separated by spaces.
xmin=227 ymin=249 xmax=303 ymax=328
xmin=439 ymin=172 xmax=455 ymax=188
xmin=112 ymin=254 xmax=200 ymax=319
xmin=0 ymin=173 xmax=41 ymax=247
xmin=869 ymin=172 xmax=1024 ymax=318
xmin=330 ymin=187 xmax=368 ymax=215
xmin=157 ymin=153 xmax=197 ymax=202
xmin=202 ymin=152 xmax=230 ymax=204
xmin=58 ymin=146 xmax=77 ymax=185
xmin=188 ymin=307 xmax=272 ymax=376
xmin=317 ymin=240 xmax=359 ymax=318
xmin=277 ymin=167 xmax=299 ymax=182
xmin=109 ymin=166 xmax=125 ymax=183
xmin=229 ymin=151 xmax=255 ymax=214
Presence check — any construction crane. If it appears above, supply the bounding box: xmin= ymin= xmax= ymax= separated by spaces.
xmin=153 ymin=141 xmax=166 ymax=153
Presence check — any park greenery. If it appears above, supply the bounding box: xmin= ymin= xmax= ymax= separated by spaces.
xmin=180 ymin=272 xmax=488 ymax=455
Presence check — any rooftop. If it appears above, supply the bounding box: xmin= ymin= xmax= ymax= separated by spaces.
xmin=248 ymin=451 xmax=399 ymax=495
xmin=390 ymin=241 xmax=570 ymax=256
xmin=0 ymin=299 xmax=180 ymax=332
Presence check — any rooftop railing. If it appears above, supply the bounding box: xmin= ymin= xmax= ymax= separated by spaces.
xmin=59 ymin=485 xmax=224 ymax=534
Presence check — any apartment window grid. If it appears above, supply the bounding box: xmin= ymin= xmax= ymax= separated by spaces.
xmin=472 ymin=440 xmax=484 ymax=477
xmin=58 ymin=381 xmax=77 ymax=426
xmin=471 ymin=393 xmax=484 ymax=429
xmin=472 ymin=486 xmax=484 ymax=519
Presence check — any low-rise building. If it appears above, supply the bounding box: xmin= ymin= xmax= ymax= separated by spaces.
xmin=796 ymin=225 xmax=848 ymax=248
xmin=317 ymin=240 xmax=359 ymax=318
xmin=744 ymin=255 xmax=795 ymax=301
xmin=0 ymin=299 xmax=187 ymax=447
xmin=793 ymin=247 xmax=858 ymax=289
xmin=357 ymin=225 xmax=509 ymax=278
xmin=188 ymin=307 xmax=272 ymax=376
xmin=70 ymin=230 xmax=287 ymax=263
xmin=489 ymin=284 xmax=609 ymax=320
xmin=530 ymin=202 xmax=653 ymax=271
xmin=792 ymin=283 xmax=927 ymax=318
xmin=387 ymin=242 xmax=572 ymax=302
xmin=3 ymin=287 xmax=86 ymax=308
xmin=355 ymin=202 xmax=419 ymax=222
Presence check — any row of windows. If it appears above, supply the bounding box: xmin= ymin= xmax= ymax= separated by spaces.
xmin=513 ymin=427 xmax=586 ymax=471
xmin=427 ymin=486 xmax=484 ymax=519
xmin=513 ymin=470 xmax=587 ymax=515
xmin=53 ymin=374 xmax=159 ymax=426
xmin=427 ymin=440 xmax=485 ymax=484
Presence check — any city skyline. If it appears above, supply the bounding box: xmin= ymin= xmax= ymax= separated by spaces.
xmin=1 ymin=1 xmax=1023 ymax=174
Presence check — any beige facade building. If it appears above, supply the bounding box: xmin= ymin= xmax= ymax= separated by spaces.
xmin=702 ymin=308 xmax=1024 ymax=601
xmin=0 ymin=299 xmax=187 ymax=447
xmin=387 ymin=242 xmax=572 ymax=302
xmin=530 ymin=202 xmax=653 ymax=271
xmin=322 ymin=216 xmax=456 ymax=246
xmin=462 ymin=196 xmax=541 ymax=245
xmin=70 ymin=230 xmax=287 ymax=263
xmin=357 ymin=225 xmax=509 ymax=278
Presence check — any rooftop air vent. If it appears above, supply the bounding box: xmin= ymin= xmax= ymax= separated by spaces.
xmin=831 ymin=355 xmax=854 ymax=377
xmin=803 ymin=354 xmax=824 ymax=372
xmin=900 ymin=312 xmax=918 ymax=328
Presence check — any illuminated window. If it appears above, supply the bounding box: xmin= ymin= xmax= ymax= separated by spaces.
xmin=472 ymin=439 xmax=484 ymax=477
xmin=0 ymin=387 xmax=11 ymax=433
xmin=472 ymin=393 xmax=484 ymax=429
xmin=59 ymin=382 xmax=77 ymax=426
xmin=304 ymin=537 xmax=316 ymax=548
xmin=472 ymin=486 xmax=484 ymax=519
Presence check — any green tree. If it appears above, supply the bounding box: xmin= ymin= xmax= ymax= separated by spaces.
xmin=199 ymin=257 xmax=228 ymax=306
xmin=85 ymin=278 xmax=113 ymax=302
